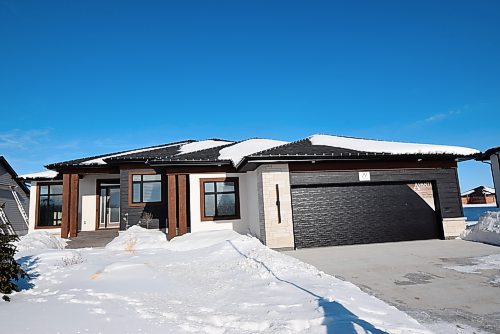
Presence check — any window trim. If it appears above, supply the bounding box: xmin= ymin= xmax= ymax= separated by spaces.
xmin=128 ymin=171 xmax=164 ymax=207
xmin=35 ymin=182 xmax=64 ymax=229
xmin=199 ymin=177 xmax=240 ymax=221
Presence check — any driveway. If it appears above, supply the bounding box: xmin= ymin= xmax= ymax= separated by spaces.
xmin=284 ymin=239 xmax=500 ymax=333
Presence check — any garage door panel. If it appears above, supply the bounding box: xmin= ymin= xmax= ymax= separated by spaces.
xmin=292 ymin=183 xmax=441 ymax=248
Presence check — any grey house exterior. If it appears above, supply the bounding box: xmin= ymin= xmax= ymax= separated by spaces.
xmin=20 ymin=134 xmax=478 ymax=249
xmin=0 ymin=156 xmax=30 ymax=235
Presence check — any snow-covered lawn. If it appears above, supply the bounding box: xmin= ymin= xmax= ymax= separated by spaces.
xmin=2 ymin=228 xmax=431 ymax=333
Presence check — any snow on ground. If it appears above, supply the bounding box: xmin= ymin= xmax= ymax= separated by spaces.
xmin=218 ymin=139 xmax=289 ymax=166
xmin=445 ymin=253 xmax=500 ymax=274
xmin=309 ymin=134 xmax=479 ymax=156
xmin=178 ymin=140 xmax=234 ymax=155
xmin=3 ymin=229 xmax=431 ymax=333
xmin=445 ymin=252 xmax=500 ymax=291
xmin=461 ymin=211 xmax=500 ymax=246
xmin=105 ymin=225 xmax=168 ymax=251
xmin=14 ymin=230 xmax=67 ymax=252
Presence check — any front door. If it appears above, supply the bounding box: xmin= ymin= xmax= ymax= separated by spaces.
xmin=99 ymin=184 xmax=120 ymax=229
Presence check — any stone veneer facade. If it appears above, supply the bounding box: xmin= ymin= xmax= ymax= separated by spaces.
xmin=256 ymin=164 xmax=295 ymax=249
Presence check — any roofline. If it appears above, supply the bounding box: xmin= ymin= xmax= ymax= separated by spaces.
xmin=0 ymin=156 xmax=30 ymax=194
xmin=148 ymin=160 xmax=233 ymax=167
xmin=237 ymin=153 xmax=473 ymax=171
xmin=476 ymin=146 xmax=500 ymax=161
xmin=45 ymin=139 xmax=195 ymax=168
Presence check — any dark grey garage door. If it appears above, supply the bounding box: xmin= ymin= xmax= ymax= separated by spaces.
xmin=291 ymin=183 xmax=443 ymax=248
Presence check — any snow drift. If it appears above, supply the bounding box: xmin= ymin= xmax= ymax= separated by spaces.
xmin=14 ymin=231 xmax=67 ymax=252
xmin=461 ymin=211 xmax=500 ymax=246
xmin=105 ymin=225 xmax=167 ymax=251
xmin=6 ymin=229 xmax=430 ymax=333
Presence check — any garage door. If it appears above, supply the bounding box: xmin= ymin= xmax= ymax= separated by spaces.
xmin=291 ymin=183 xmax=442 ymax=248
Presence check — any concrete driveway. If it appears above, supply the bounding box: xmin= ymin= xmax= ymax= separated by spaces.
xmin=284 ymin=239 xmax=500 ymax=333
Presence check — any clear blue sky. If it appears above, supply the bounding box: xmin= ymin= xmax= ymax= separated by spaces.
xmin=1 ymin=0 xmax=499 ymax=191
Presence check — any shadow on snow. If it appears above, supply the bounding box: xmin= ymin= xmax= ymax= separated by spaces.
xmin=228 ymin=241 xmax=388 ymax=334
xmin=15 ymin=256 xmax=40 ymax=291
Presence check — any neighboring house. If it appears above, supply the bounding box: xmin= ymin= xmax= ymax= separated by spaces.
xmin=19 ymin=134 xmax=479 ymax=249
xmin=0 ymin=156 xmax=30 ymax=235
xmin=461 ymin=186 xmax=496 ymax=205
xmin=476 ymin=147 xmax=500 ymax=208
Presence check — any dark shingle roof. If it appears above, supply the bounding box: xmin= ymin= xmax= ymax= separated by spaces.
xmin=45 ymin=140 xmax=194 ymax=168
xmin=476 ymin=146 xmax=500 ymax=161
xmin=248 ymin=137 xmax=365 ymax=158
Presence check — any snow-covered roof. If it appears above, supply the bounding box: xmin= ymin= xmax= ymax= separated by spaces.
xmin=462 ymin=186 xmax=496 ymax=196
xmin=18 ymin=170 xmax=59 ymax=180
xmin=309 ymin=134 xmax=479 ymax=156
xmin=177 ymin=140 xmax=234 ymax=155
xmin=43 ymin=134 xmax=480 ymax=171
xmin=218 ymin=139 xmax=289 ymax=166
xmin=81 ymin=142 xmax=190 ymax=165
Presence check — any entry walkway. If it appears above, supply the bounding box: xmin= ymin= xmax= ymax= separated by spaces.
xmin=66 ymin=230 xmax=119 ymax=249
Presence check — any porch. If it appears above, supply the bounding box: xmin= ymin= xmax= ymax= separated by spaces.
xmin=66 ymin=229 xmax=119 ymax=249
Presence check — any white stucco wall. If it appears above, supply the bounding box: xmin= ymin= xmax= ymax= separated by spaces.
xmin=27 ymin=181 xmax=38 ymax=233
xmin=28 ymin=181 xmax=61 ymax=235
xmin=244 ymin=171 xmax=261 ymax=239
xmin=79 ymin=174 xmax=120 ymax=231
xmin=189 ymin=173 xmax=250 ymax=234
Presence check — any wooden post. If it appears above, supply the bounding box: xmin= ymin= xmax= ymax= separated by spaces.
xmin=167 ymin=174 xmax=177 ymax=240
xmin=69 ymin=174 xmax=79 ymax=238
xmin=61 ymin=174 xmax=71 ymax=238
xmin=178 ymin=174 xmax=188 ymax=236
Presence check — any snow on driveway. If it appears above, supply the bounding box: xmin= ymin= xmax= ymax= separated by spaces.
xmin=2 ymin=229 xmax=430 ymax=333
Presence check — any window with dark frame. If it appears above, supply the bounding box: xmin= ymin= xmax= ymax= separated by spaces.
xmin=201 ymin=178 xmax=239 ymax=220
xmin=37 ymin=183 xmax=63 ymax=227
xmin=131 ymin=174 xmax=162 ymax=203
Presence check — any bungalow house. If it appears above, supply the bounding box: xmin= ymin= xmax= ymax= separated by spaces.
xmin=476 ymin=147 xmax=500 ymax=208
xmin=0 ymin=156 xmax=30 ymax=235
xmin=19 ymin=134 xmax=479 ymax=249
xmin=461 ymin=186 xmax=496 ymax=205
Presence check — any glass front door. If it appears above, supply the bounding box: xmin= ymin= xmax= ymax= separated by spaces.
xmin=99 ymin=184 xmax=120 ymax=229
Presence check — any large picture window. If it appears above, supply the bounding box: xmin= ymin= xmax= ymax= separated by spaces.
xmin=37 ymin=183 xmax=63 ymax=228
xmin=200 ymin=178 xmax=240 ymax=221
xmin=131 ymin=174 xmax=162 ymax=204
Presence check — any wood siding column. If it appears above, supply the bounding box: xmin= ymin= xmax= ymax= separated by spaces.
xmin=167 ymin=174 xmax=177 ymax=240
xmin=178 ymin=175 xmax=188 ymax=236
xmin=69 ymin=174 xmax=79 ymax=238
xmin=61 ymin=174 xmax=71 ymax=238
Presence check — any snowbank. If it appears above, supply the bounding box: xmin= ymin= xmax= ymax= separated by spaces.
xmin=5 ymin=230 xmax=430 ymax=333
xmin=166 ymin=229 xmax=242 ymax=251
xmin=461 ymin=211 xmax=500 ymax=246
xmin=105 ymin=225 xmax=167 ymax=251
xmin=14 ymin=231 xmax=67 ymax=252
xmin=105 ymin=226 xmax=242 ymax=251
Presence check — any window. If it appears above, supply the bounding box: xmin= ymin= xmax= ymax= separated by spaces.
xmin=200 ymin=178 xmax=240 ymax=221
xmin=37 ymin=183 xmax=63 ymax=227
xmin=131 ymin=174 xmax=162 ymax=203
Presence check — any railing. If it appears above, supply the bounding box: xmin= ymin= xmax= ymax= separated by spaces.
xmin=0 ymin=207 xmax=16 ymax=235
xmin=11 ymin=187 xmax=29 ymax=228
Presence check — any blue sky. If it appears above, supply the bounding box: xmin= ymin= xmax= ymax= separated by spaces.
xmin=0 ymin=0 xmax=499 ymax=191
